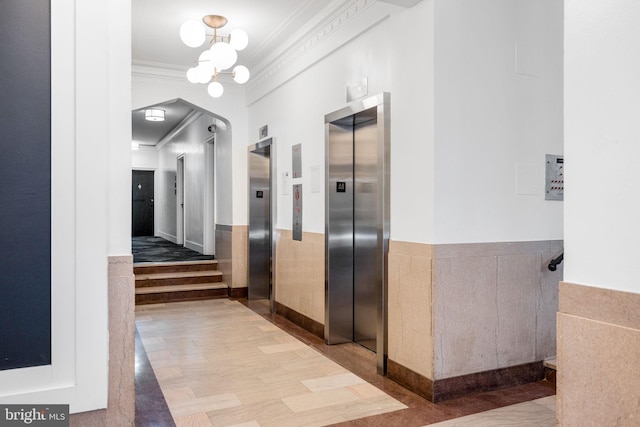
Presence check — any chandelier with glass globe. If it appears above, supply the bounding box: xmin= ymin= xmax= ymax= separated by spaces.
xmin=179 ymin=15 xmax=250 ymax=98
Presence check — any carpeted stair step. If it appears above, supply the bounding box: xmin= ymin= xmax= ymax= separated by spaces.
xmin=135 ymin=282 xmax=228 ymax=305
xmin=134 ymin=260 xmax=218 ymax=275
xmin=136 ymin=282 xmax=227 ymax=294
xmin=135 ymin=270 xmax=223 ymax=288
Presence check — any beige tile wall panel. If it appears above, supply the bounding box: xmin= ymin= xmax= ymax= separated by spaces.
xmin=433 ymin=254 xmax=499 ymax=378
xmin=557 ymin=312 xmax=640 ymax=426
xmin=536 ymin=252 xmax=562 ymax=360
xmin=232 ymin=225 xmax=248 ymax=288
xmin=276 ymin=230 xmax=325 ymax=324
xmin=70 ymin=256 xmax=135 ymax=426
xmin=560 ymin=282 xmax=640 ymax=330
xmin=558 ymin=282 xmax=640 ymax=426
xmin=432 ymin=241 xmax=563 ymax=380
xmin=388 ymin=240 xmax=434 ymax=380
xmin=215 ymin=225 xmax=233 ymax=287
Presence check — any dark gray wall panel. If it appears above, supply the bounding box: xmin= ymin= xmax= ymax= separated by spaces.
xmin=0 ymin=1 xmax=52 ymax=370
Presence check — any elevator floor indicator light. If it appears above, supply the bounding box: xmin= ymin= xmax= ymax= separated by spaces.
xmin=337 ymin=181 xmax=346 ymax=193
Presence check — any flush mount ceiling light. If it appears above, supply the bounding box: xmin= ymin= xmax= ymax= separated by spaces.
xmin=180 ymin=14 xmax=250 ymax=98
xmin=145 ymin=108 xmax=165 ymax=122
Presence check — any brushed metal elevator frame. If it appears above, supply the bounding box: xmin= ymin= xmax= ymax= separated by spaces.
xmin=248 ymin=138 xmax=277 ymax=312
xmin=324 ymin=93 xmax=390 ymax=374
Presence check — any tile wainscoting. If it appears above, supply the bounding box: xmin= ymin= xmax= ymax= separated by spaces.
xmin=432 ymin=241 xmax=563 ymax=380
xmin=70 ymin=256 xmax=135 ymax=426
xmin=388 ymin=239 xmax=562 ymax=402
xmin=388 ymin=241 xmax=435 ymax=390
xmin=275 ymin=229 xmax=325 ymax=326
xmin=215 ymin=224 xmax=248 ymax=293
xmin=557 ymin=282 xmax=640 ymax=426
xmin=270 ymin=235 xmax=562 ymax=402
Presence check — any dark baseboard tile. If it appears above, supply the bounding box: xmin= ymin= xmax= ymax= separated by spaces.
xmin=433 ymin=361 xmax=545 ymax=402
xmin=229 ymin=287 xmax=248 ymax=299
xmin=387 ymin=359 xmax=434 ymax=401
xmin=388 ymin=359 xmax=545 ymax=403
xmin=274 ymin=302 xmax=324 ymax=339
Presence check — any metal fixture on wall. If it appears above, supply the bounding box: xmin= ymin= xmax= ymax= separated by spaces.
xmin=179 ymin=14 xmax=250 ymax=98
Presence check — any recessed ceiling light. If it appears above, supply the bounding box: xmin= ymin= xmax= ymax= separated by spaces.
xmin=145 ymin=109 xmax=165 ymax=121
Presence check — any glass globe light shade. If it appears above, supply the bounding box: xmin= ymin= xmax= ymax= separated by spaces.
xmin=198 ymin=50 xmax=216 ymax=74
xmin=195 ymin=65 xmax=213 ymax=84
xmin=186 ymin=67 xmax=199 ymax=84
xmin=233 ymin=65 xmax=250 ymax=84
xmin=207 ymin=81 xmax=224 ymax=98
xmin=209 ymin=42 xmax=237 ymax=71
xmin=229 ymin=29 xmax=249 ymax=51
xmin=180 ymin=20 xmax=206 ymax=48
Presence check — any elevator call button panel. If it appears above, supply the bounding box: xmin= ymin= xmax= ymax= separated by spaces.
xmin=545 ymin=154 xmax=564 ymax=201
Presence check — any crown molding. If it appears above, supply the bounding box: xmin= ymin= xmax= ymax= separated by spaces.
xmin=246 ymin=0 xmax=395 ymax=105
xmin=132 ymin=60 xmax=186 ymax=81
xmin=244 ymin=0 xmax=321 ymax=66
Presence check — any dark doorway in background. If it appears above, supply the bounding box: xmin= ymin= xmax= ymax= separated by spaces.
xmin=132 ymin=170 xmax=155 ymax=237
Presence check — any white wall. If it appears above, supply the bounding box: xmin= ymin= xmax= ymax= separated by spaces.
xmin=247 ymin=1 xmax=441 ymax=241
xmin=433 ymin=0 xmax=564 ymax=244
xmin=132 ymin=148 xmax=159 ymax=170
xmin=389 ymin=0 xmax=436 ymax=243
xmin=247 ymin=0 xmax=562 ymax=246
xmin=249 ymin=14 xmax=394 ymax=234
xmin=0 ymin=0 xmax=130 ymax=412
xmin=564 ymin=0 xmax=640 ymax=294
xmin=155 ymin=114 xmax=213 ymax=252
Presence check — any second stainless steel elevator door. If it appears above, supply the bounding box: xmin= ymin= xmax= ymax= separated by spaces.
xmin=353 ymin=118 xmax=378 ymax=352
xmin=325 ymin=93 xmax=389 ymax=374
xmin=248 ymin=143 xmax=271 ymax=301
xmin=326 ymin=114 xmax=378 ymax=352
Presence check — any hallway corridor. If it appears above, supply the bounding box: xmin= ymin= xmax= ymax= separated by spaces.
xmin=135 ymin=300 xmax=555 ymax=426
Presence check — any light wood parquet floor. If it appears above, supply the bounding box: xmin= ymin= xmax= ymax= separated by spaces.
xmin=136 ymin=300 xmax=407 ymax=427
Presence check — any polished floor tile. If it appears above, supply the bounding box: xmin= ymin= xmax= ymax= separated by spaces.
xmin=136 ymin=300 xmax=407 ymax=426
xmin=136 ymin=298 xmax=557 ymax=426
xmin=426 ymin=396 xmax=556 ymax=427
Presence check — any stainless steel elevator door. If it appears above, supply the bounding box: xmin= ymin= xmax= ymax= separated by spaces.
xmin=325 ymin=93 xmax=389 ymax=373
xmin=326 ymin=122 xmax=355 ymax=344
xmin=353 ymin=118 xmax=378 ymax=352
xmin=249 ymin=147 xmax=271 ymax=300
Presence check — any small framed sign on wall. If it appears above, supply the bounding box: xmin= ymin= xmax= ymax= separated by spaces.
xmin=292 ymin=143 xmax=302 ymax=178
xmin=259 ymin=125 xmax=268 ymax=139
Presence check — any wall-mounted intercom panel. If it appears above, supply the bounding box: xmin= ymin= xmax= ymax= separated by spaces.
xmin=545 ymin=154 xmax=564 ymax=201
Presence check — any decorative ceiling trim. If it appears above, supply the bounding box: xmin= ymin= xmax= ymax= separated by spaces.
xmin=246 ymin=0 xmax=397 ymax=105
xmin=132 ymin=60 xmax=186 ymax=81
xmin=243 ymin=0 xmax=319 ymax=65
xmin=248 ymin=0 xmax=375 ymax=89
